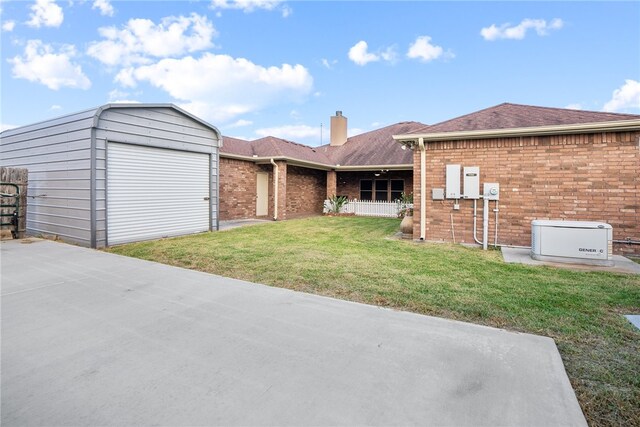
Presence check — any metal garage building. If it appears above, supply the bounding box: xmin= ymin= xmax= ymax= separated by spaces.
xmin=0 ymin=104 xmax=222 ymax=248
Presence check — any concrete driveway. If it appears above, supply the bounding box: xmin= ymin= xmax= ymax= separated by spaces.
xmin=1 ymin=239 xmax=586 ymax=426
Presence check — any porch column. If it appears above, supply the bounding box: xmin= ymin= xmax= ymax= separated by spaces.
xmin=275 ymin=160 xmax=287 ymax=220
xmin=326 ymin=170 xmax=337 ymax=199
xmin=413 ymin=144 xmax=423 ymax=240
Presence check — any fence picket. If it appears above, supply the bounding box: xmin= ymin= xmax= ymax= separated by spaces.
xmin=324 ymin=199 xmax=412 ymax=218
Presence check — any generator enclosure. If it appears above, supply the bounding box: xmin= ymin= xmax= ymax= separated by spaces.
xmin=0 ymin=104 xmax=221 ymax=248
xmin=531 ymin=220 xmax=613 ymax=266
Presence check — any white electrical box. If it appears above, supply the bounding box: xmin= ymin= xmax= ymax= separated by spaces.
xmin=432 ymin=188 xmax=444 ymax=200
xmin=483 ymin=183 xmax=500 ymax=200
xmin=463 ymin=167 xmax=480 ymax=199
xmin=445 ymin=164 xmax=461 ymax=199
xmin=531 ymin=220 xmax=613 ymax=266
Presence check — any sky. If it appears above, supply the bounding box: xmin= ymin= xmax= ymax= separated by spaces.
xmin=1 ymin=0 xmax=639 ymax=146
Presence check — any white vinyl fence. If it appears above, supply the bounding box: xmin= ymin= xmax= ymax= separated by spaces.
xmin=324 ymin=199 xmax=412 ymax=218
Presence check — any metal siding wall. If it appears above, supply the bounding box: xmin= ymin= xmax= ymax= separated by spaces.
xmin=0 ymin=110 xmax=96 ymax=246
xmin=96 ymin=106 xmax=219 ymax=246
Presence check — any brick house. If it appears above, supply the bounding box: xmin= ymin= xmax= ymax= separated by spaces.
xmin=219 ymin=112 xmax=426 ymax=221
xmin=393 ymin=103 xmax=640 ymax=255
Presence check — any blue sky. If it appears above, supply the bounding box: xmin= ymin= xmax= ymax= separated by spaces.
xmin=1 ymin=0 xmax=639 ymax=146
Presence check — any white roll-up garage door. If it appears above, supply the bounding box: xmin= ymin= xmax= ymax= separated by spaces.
xmin=107 ymin=142 xmax=210 ymax=245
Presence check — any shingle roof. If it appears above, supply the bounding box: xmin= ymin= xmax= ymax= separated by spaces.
xmin=221 ymin=136 xmax=254 ymax=157
xmin=319 ymin=121 xmax=426 ymax=166
xmin=221 ymin=135 xmax=333 ymax=165
xmin=409 ymin=103 xmax=640 ymax=134
xmin=252 ymin=136 xmax=333 ymax=164
xmin=221 ymin=121 xmax=427 ymax=167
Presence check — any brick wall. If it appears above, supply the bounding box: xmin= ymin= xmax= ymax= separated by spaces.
xmin=219 ymin=157 xmax=259 ymax=220
xmin=326 ymin=170 xmax=337 ymax=199
xmin=286 ymin=166 xmax=327 ymax=217
xmin=337 ymin=170 xmax=413 ymax=200
xmin=412 ymin=131 xmax=640 ymax=255
xmin=220 ymin=157 xmax=326 ymax=221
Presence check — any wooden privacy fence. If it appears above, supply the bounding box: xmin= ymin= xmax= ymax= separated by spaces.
xmin=324 ymin=199 xmax=412 ymax=218
xmin=1 ymin=167 xmax=28 ymax=238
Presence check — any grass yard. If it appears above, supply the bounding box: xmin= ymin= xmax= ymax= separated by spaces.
xmin=108 ymin=216 xmax=640 ymax=426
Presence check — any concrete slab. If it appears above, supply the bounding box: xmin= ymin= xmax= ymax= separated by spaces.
xmin=1 ymin=239 xmax=587 ymax=426
xmin=219 ymin=219 xmax=272 ymax=231
xmin=502 ymin=247 xmax=640 ymax=274
xmin=625 ymin=315 xmax=640 ymax=331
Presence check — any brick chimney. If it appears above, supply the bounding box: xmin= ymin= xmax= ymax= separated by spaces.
xmin=330 ymin=111 xmax=347 ymax=146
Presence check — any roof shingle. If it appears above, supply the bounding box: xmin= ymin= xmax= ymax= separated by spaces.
xmin=221 ymin=121 xmax=427 ymax=167
xmin=319 ymin=121 xmax=426 ymax=166
xmin=410 ymin=103 xmax=640 ymax=135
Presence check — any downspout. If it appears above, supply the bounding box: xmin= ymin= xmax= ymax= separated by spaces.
xmin=270 ymin=158 xmax=279 ymax=220
xmin=418 ymin=137 xmax=426 ymax=240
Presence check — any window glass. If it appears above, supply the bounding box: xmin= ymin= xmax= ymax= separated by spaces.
xmin=390 ymin=180 xmax=404 ymax=201
xmin=360 ymin=180 xmax=373 ymax=200
xmin=375 ymin=180 xmax=388 ymax=201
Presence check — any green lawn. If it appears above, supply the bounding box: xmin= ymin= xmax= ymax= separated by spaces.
xmin=108 ymin=216 xmax=640 ymax=426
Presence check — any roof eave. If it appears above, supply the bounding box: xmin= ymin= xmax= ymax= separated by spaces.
xmin=392 ymin=119 xmax=640 ymax=143
xmin=335 ymin=164 xmax=412 ymax=171
xmin=220 ymin=152 xmax=412 ymax=171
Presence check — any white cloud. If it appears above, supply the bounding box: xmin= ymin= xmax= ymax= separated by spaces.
xmin=27 ymin=0 xmax=63 ymax=28
xmin=255 ymin=124 xmax=320 ymax=139
xmin=2 ymin=20 xmax=15 ymax=32
xmin=321 ymin=58 xmax=337 ymax=69
xmin=211 ymin=0 xmax=282 ymax=13
xmin=603 ymin=79 xmax=640 ymax=112
xmin=281 ymin=5 xmax=292 ymax=18
xmin=110 ymin=99 xmax=141 ymax=104
xmin=9 ymin=40 xmax=91 ymax=90
xmin=92 ymin=0 xmax=114 ymax=17
xmin=87 ymin=13 xmax=216 ymax=67
xmin=120 ymin=53 xmax=313 ymax=123
xmin=481 ymin=18 xmax=563 ymax=41
xmin=564 ymin=103 xmax=582 ymax=110
xmin=407 ymin=36 xmax=452 ymax=62
xmin=49 ymin=104 xmax=62 ymax=111
xmin=226 ymin=119 xmax=253 ymax=128
xmin=380 ymin=46 xmax=398 ymax=63
xmin=348 ymin=41 xmax=380 ymax=66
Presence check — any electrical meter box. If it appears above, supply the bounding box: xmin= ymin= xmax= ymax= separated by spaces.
xmin=463 ymin=167 xmax=480 ymax=199
xmin=445 ymin=164 xmax=461 ymax=199
xmin=483 ymin=183 xmax=500 ymax=200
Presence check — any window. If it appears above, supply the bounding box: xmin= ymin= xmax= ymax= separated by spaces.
xmin=390 ymin=180 xmax=404 ymax=201
xmin=360 ymin=180 xmax=373 ymax=200
xmin=359 ymin=179 xmax=405 ymax=201
xmin=375 ymin=180 xmax=388 ymax=201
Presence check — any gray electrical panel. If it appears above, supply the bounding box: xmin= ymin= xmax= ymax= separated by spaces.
xmin=463 ymin=166 xmax=480 ymax=199
xmin=483 ymin=182 xmax=500 ymax=200
xmin=445 ymin=164 xmax=461 ymax=199
xmin=432 ymin=188 xmax=445 ymax=200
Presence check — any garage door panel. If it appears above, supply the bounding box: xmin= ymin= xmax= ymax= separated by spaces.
xmin=108 ymin=143 xmax=210 ymax=245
